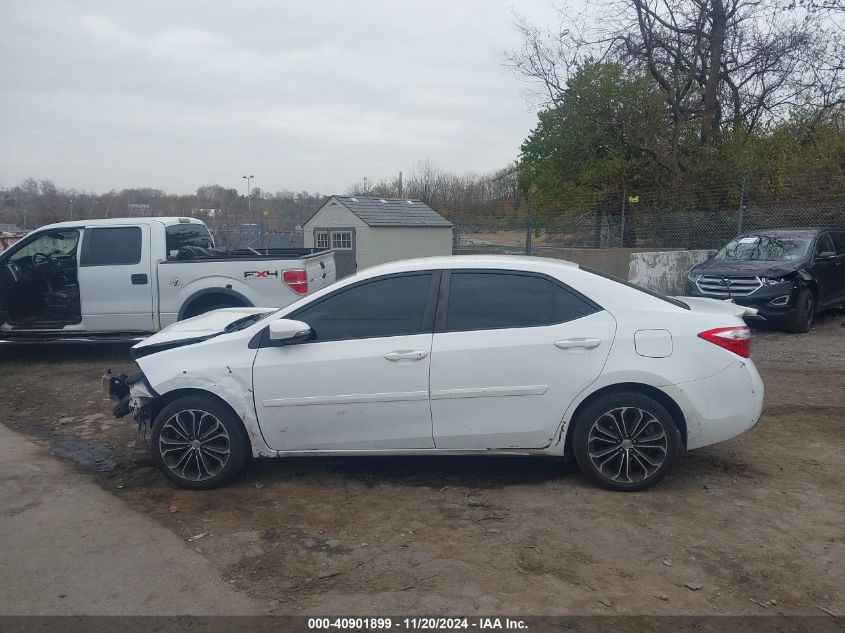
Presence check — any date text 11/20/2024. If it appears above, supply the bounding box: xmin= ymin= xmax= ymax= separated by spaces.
xmin=307 ymin=618 xmax=528 ymax=630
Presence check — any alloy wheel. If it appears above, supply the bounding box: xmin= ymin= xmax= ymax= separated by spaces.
xmin=159 ymin=409 xmax=231 ymax=482
xmin=587 ymin=407 xmax=669 ymax=483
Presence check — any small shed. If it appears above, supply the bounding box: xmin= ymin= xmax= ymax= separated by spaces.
xmin=303 ymin=196 xmax=453 ymax=277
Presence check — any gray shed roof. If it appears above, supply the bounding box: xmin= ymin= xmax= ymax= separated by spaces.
xmin=330 ymin=196 xmax=452 ymax=228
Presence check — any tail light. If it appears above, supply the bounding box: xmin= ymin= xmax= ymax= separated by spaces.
xmin=283 ymin=269 xmax=308 ymax=295
xmin=698 ymin=326 xmax=751 ymax=358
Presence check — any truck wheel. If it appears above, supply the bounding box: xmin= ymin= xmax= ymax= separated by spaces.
xmin=785 ymin=288 xmax=814 ymax=333
xmin=150 ymin=395 xmax=250 ymax=490
xmin=572 ymin=391 xmax=680 ymax=492
xmin=181 ymin=297 xmax=243 ymax=319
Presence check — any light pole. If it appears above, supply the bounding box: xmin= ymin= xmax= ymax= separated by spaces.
xmin=242 ymin=175 xmax=254 ymax=245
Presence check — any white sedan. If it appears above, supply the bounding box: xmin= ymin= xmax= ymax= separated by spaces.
xmin=108 ymin=255 xmax=763 ymax=491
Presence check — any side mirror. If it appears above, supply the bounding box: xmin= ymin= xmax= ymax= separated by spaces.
xmin=817 ymin=251 xmax=836 ymax=261
xmin=268 ymin=319 xmax=311 ymax=344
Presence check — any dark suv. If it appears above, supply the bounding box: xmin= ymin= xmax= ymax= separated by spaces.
xmin=685 ymin=228 xmax=845 ymax=333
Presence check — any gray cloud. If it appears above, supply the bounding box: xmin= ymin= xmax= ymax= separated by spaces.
xmin=0 ymin=0 xmax=557 ymax=195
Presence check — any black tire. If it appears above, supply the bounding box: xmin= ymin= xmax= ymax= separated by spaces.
xmin=572 ymin=391 xmax=681 ymax=492
xmin=785 ymin=288 xmax=814 ymax=333
xmin=150 ymin=395 xmax=250 ymax=490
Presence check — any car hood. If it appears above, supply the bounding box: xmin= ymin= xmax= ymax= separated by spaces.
xmin=692 ymin=258 xmax=805 ymax=278
xmin=132 ymin=307 xmax=276 ymax=358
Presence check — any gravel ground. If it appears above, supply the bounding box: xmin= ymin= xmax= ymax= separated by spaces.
xmin=0 ymin=312 xmax=843 ymax=616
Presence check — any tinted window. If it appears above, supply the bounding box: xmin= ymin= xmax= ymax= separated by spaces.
xmin=293 ymin=273 xmax=433 ymax=341
xmin=815 ymin=232 xmax=835 ymax=256
xmin=445 ymin=272 xmax=598 ymax=331
xmin=80 ymin=227 xmax=142 ymax=266
xmin=166 ymin=223 xmax=213 ymax=254
xmin=831 ymin=232 xmax=845 ymax=255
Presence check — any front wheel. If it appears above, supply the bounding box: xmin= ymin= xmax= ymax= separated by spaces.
xmin=572 ymin=392 xmax=680 ymax=492
xmin=150 ymin=395 xmax=250 ymax=489
xmin=785 ymin=288 xmax=814 ymax=333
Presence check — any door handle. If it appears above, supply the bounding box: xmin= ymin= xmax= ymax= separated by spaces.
xmin=384 ymin=350 xmax=429 ymax=361
xmin=131 ymin=274 xmax=148 ymax=285
xmin=555 ymin=338 xmax=601 ymax=350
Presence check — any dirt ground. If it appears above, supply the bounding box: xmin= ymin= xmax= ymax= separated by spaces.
xmin=0 ymin=313 xmax=843 ymax=616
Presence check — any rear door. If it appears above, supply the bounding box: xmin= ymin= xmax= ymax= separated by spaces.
xmin=77 ymin=224 xmax=155 ymax=332
xmin=429 ymin=270 xmax=616 ymax=449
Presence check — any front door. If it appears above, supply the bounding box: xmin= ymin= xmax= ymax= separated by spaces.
xmin=430 ymin=270 xmax=615 ymax=449
xmin=813 ymin=232 xmax=840 ymax=308
xmin=77 ymin=224 xmax=155 ymax=332
xmin=253 ymin=271 xmax=439 ymax=451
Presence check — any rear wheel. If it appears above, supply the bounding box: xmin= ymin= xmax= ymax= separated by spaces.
xmin=572 ymin=391 xmax=680 ymax=492
xmin=785 ymin=288 xmax=814 ymax=333
xmin=150 ymin=395 xmax=250 ymax=489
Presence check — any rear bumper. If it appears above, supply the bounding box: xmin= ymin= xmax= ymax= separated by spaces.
xmin=685 ymin=281 xmax=798 ymax=322
xmin=662 ymin=359 xmax=764 ymax=450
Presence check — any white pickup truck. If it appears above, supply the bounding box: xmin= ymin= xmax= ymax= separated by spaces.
xmin=0 ymin=217 xmax=336 ymax=340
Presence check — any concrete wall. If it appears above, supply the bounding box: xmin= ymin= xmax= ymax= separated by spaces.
xmin=456 ymin=247 xmax=674 ymax=279
xmin=366 ymin=226 xmax=453 ymax=269
xmin=629 ymin=250 xmax=711 ymax=295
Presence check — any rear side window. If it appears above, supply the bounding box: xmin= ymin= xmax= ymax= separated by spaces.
xmin=80 ymin=227 xmax=142 ymax=266
xmin=445 ymin=272 xmax=598 ymax=331
xmin=293 ymin=273 xmax=433 ymax=342
xmin=166 ymin=223 xmax=213 ymax=255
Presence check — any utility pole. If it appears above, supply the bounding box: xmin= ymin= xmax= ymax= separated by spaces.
xmin=242 ymin=174 xmax=254 ymax=244
xmin=737 ymin=176 xmax=747 ymax=235
xmin=398 ymin=171 xmax=403 ymax=197
xmin=67 ymin=199 xmax=73 ymax=221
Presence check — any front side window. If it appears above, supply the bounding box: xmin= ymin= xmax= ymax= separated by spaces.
xmin=10 ymin=230 xmax=79 ymax=263
xmin=831 ymin=231 xmax=845 ymax=255
xmin=814 ymin=233 xmax=835 ymax=257
xmin=80 ymin=227 xmax=142 ymax=266
xmin=445 ymin=272 xmax=598 ymax=331
xmin=293 ymin=273 xmax=433 ymax=342
xmin=315 ymin=231 xmax=329 ymax=249
xmin=331 ymin=231 xmax=352 ymax=250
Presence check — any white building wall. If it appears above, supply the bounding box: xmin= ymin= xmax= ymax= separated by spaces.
xmin=364 ymin=226 xmax=453 ymax=268
xmin=303 ymin=201 xmax=369 ymax=255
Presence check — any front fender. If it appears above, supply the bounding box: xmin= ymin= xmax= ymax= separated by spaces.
xmin=134 ymin=336 xmax=276 ymax=458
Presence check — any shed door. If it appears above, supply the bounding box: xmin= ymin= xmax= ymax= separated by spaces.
xmin=326 ymin=228 xmax=356 ymax=278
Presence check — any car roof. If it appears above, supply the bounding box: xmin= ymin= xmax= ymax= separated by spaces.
xmin=35 ymin=217 xmax=205 ymax=231
xmin=352 ymin=255 xmax=579 ymax=280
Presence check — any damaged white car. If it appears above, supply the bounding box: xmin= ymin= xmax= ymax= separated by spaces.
xmin=106 ymin=255 xmax=764 ymax=492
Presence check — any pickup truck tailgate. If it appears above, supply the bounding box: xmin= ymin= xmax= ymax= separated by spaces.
xmin=305 ymin=251 xmax=336 ymax=293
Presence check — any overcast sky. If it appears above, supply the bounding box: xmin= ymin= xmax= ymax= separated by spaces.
xmin=0 ymin=1 xmax=559 ymax=195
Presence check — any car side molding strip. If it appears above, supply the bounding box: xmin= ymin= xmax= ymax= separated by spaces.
xmin=262 ymin=390 xmax=429 ymax=408
xmin=431 ymin=385 xmax=548 ymax=400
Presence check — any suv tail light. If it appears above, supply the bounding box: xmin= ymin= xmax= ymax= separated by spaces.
xmin=283 ymin=269 xmax=308 ymax=295
xmin=698 ymin=326 xmax=751 ymax=358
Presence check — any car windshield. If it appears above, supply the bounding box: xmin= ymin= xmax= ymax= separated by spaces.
xmin=715 ymin=235 xmax=811 ymax=261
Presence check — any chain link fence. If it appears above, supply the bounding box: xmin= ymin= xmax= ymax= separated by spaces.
xmin=210 ymin=228 xmax=304 ymax=250
xmin=452 ymin=176 xmax=845 ymax=254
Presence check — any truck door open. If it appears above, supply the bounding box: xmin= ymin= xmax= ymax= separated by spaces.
xmin=77 ymin=224 xmax=155 ymax=332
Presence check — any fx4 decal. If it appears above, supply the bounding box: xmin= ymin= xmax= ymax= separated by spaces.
xmin=244 ymin=270 xmax=279 ymax=279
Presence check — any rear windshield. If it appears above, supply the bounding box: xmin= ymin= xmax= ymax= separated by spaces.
xmin=582 ymin=266 xmax=690 ymax=310
xmin=166 ymin=223 xmax=213 ymax=256
xmin=715 ymin=235 xmax=811 ymax=261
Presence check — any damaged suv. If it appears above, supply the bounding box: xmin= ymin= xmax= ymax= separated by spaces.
xmin=686 ymin=229 xmax=845 ymax=333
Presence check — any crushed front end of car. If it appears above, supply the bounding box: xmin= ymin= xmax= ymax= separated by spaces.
xmin=103 ymin=370 xmax=157 ymax=437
